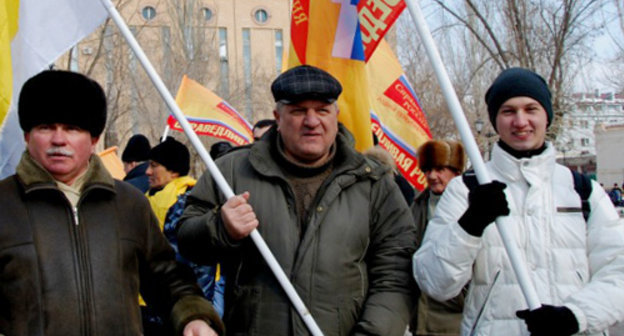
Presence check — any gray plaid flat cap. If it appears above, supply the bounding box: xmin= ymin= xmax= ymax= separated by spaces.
xmin=271 ymin=65 xmax=342 ymax=104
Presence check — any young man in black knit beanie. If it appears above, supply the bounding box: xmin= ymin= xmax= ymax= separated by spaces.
xmin=414 ymin=67 xmax=624 ymax=336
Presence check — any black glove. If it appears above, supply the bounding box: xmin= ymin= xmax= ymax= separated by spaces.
xmin=458 ymin=181 xmax=509 ymax=236
xmin=516 ymin=304 xmax=579 ymax=336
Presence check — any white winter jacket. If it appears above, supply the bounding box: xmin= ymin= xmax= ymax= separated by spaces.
xmin=413 ymin=142 xmax=624 ymax=336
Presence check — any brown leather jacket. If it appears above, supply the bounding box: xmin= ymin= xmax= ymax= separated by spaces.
xmin=0 ymin=152 xmax=224 ymax=335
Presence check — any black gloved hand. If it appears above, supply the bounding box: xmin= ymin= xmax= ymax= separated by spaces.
xmin=458 ymin=181 xmax=509 ymax=237
xmin=516 ymin=304 xmax=579 ymax=336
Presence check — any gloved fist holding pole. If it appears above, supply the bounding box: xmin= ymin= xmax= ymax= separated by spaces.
xmin=516 ymin=304 xmax=579 ymax=336
xmin=458 ymin=181 xmax=509 ymax=237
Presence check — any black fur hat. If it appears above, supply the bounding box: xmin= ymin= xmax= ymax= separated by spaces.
xmin=122 ymin=134 xmax=151 ymax=163
xmin=148 ymin=137 xmax=190 ymax=176
xmin=18 ymin=70 xmax=107 ymax=136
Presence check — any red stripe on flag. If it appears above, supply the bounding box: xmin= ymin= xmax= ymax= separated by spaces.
xmin=371 ymin=120 xmax=427 ymax=190
xmin=291 ymin=0 xmax=310 ymax=64
xmin=167 ymin=116 xmax=249 ymax=146
xmin=357 ymin=0 xmax=406 ymax=62
xmin=383 ymin=78 xmax=433 ymax=138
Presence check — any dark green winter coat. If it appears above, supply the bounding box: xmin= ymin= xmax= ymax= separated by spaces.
xmin=178 ymin=125 xmax=417 ymax=336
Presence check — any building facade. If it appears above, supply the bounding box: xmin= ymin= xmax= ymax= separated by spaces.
xmin=59 ymin=0 xmax=290 ymax=152
xmin=556 ymin=92 xmax=624 ymax=178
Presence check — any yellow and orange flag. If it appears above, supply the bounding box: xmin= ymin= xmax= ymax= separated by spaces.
xmin=169 ymin=75 xmax=253 ymax=146
xmin=288 ymin=0 xmax=405 ymax=152
xmin=288 ymin=0 xmax=431 ymax=189
xmin=367 ymin=40 xmax=432 ymax=190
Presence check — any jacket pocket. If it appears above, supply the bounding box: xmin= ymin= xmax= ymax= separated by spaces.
xmin=225 ymin=285 xmax=261 ymax=335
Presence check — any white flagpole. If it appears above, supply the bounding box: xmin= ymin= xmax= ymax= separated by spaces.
xmin=161 ymin=125 xmax=170 ymax=142
xmin=98 ymin=0 xmax=325 ymax=333
xmin=404 ymin=0 xmax=541 ymax=310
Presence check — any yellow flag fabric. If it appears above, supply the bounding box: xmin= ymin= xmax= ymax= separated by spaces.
xmin=367 ymin=40 xmax=432 ymax=190
xmin=169 ymin=75 xmax=253 ymax=146
xmin=288 ymin=0 xmax=431 ymax=189
xmin=0 ymin=0 xmax=107 ymax=178
xmin=288 ymin=0 xmax=406 ymax=151
xmin=0 ymin=0 xmax=19 ymax=125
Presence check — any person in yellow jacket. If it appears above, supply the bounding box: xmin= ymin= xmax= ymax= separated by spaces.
xmin=146 ymin=137 xmax=196 ymax=228
xmin=143 ymin=137 xmax=196 ymax=335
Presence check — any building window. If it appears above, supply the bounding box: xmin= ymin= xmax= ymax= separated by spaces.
xmin=252 ymin=8 xmax=269 ymax=24
xmin=218 ymin=27 xmax=230 ymax=99
xmin=201 ymin=7 xmax=213 ymax=22
xmin=275 ymin=30 xmax=283 ymax=75
xmin=242 ymin=28 xmax=253 ymax=119
xmin=581 ymin=138 xmax=590 ymax=146
xmin=142 ymin=6 xmax=156 ymax=21
xmin=580 ymin=120 xmax=589 ymax=129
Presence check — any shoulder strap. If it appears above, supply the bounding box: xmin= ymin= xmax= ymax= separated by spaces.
xmin=462 ymin=169 xmax=479 ymax=191
xmin=570 ymin=169 xmax=592 ymax=222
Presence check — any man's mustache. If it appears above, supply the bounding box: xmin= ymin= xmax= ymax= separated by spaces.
xmin=46 ymin=147 xmax=74 ymax=157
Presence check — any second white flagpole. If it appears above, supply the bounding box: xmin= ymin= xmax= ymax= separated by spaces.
xmin=404 ymin=0 xmax=541 ymax=310
xmin=97 ymin=0 xmax=324 ymax=333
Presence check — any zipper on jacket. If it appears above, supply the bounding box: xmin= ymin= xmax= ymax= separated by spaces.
xmin=72 ymin=206 xmax=79 ymax=226
xmin=69 ymin=198 xmax=93 ymax=334
xmin=469 ymin=269 xmax=501 ymax=336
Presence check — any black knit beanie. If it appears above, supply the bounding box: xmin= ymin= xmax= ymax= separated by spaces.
xmin=122 ymin=134 xmax=151 ymax=162
xmin=18 ymin=70 xmax=107 ymax=136
xmin=148 ymin=138 xmax=190 ymax=176
xmin=485 ymin=68 xmax=552 ymax=131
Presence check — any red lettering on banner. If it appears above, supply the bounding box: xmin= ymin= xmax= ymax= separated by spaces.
xmin=291 ymin=0 xmax=309 ymax=64
xmin=166 ymin=116 xmax=247 ymax=146
xmin=370 ymin=120 xmax=426 ymax=191
xmin=383 ymin=79 xmax=432 ymax=138
xmin=357 ymin=0 xmax=406 ymax=61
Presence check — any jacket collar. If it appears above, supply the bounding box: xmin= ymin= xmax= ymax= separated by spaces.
xmin=490 ymin=141 xmax=556 ymax=184
xmin=124 ymin=161 xmax=148 ymax=180
xmin=16 ymin=151 xmax=116 ymax=195
xmin=248 ymin=123 xmax=385 ymax=180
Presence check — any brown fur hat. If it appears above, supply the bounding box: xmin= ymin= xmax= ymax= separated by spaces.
xmin=417 ymin=140 xmax=466 ymax=173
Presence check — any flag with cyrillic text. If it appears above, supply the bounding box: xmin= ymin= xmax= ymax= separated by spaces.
xmin=367 ymin=39 xmax=431 ymax=190
xmin=168 ymin=75 xmax=253 ymax=146
xmin=288 ymin=0 xmax=405 ymax=152
xmin=0 ymin=0 xmax=107 ymax=178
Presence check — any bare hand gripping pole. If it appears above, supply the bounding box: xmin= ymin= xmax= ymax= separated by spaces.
xmin=98 ymin=0 xmax=325 ymax=333
xmin=404 ymin=0 xmax=541 ymax=310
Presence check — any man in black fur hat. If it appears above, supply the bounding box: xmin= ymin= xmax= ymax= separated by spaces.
xmin=0 ymin=70 xmax=223 ymax=335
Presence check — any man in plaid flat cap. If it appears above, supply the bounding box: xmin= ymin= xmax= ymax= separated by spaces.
xmin=177 ymin=65 xmax=417 ymax=335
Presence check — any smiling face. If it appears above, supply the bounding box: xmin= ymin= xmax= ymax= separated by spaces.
xmin=495 ymin=96 xmax=548 ymax=151
xmin=273 ymin=100 xmax=339 ymax=165
xmin=25 ymin=123 xmax=98 ymax=185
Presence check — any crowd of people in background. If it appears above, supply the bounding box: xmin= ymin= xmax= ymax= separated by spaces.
xmin=2 ymin=65 xmax=624 ymax=336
